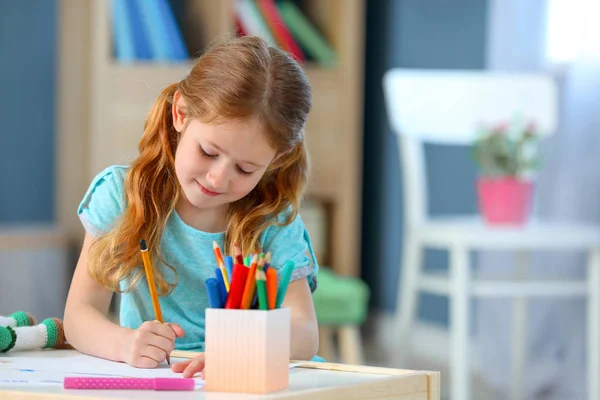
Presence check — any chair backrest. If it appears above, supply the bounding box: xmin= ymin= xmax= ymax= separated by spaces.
xmin=382 ymin=69 xmax=558 ymax=227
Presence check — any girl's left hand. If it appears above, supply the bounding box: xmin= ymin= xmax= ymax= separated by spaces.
xmin=171 ymin=354 xmax=205 ymax=378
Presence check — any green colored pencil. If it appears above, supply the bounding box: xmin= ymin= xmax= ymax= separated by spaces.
xmin=256 ymin=268 xmax=268 ymax=310
xmin=276 ymin=260 xmax=295 ymax=308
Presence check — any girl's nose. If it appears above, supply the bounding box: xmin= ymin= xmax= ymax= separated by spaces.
xmin=206 ymin=163 xmax=229 ymax=191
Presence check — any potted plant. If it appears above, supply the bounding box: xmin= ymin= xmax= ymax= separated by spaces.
xmin=472 ymin=118 xmax=540 ymax=225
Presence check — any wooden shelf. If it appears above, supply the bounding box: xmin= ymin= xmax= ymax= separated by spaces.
xmin=57 ymin=0 xmax=365 ymax=276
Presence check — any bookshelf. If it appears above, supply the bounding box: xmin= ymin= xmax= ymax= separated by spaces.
xmin=56 ymin=0 xmax=365 ymax=277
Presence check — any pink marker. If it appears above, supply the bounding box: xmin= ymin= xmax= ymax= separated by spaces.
xmin=63 ymin=377 xmax=195 ymax=391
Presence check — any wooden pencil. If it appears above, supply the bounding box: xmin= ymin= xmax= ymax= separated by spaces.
xmin=139 ymin=239 xmax=170 ymax=365
xmin=266 ymin=267 xmax=277 ymax=309
xmin=240 ymin=254 xmax=259 ymax=309
xmin=233 ymin=242 xmax=244 ymax=265
xmin=212 ymin=241 xmax=230 ymax=291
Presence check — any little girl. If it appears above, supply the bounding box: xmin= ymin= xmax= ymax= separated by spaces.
xmin=64 ymin=36 xmax=319 ymax=378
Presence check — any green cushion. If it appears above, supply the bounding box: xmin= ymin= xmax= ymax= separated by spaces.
xmin=313 ymin=268 xmax=370 ymax=326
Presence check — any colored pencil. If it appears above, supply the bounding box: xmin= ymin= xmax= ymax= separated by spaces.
xmin=214 ymin=268 xmax=228 ymax=306
xmin=139 ymin=239 xmax=170 ymax=365
xmin=225 ymin=256 xmax=234 ymax=282
xmin=276 ymin=260 xmax=295 ymax=308
xmin=266 ymin=267 xmax=277 ymax=310
xmin=240 ymin=254 xmax=259 ymax=309
xmin=256 ymin=268 xmax=268 ymax=310
xmin=234 ymin=243 xmax=244 ymax=265
xmin=212 ymin=241 xmax=230 ymax=291
xmin=205 ymin=278 xmax=222 ymax=308
xmin=225 ymin=264 xmax=249 ymax=309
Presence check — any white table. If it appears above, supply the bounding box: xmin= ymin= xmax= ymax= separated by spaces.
xmin=0 ymin=350 xmax=440 ymax=399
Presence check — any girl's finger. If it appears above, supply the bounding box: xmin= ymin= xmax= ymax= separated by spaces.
xmin=134 ymin=355 xmax=159 ymax=369
xmin=141 ymin=344 xmax=167 ymax=364
xmin=145 ymin=332 xmax=174 ymax=354
xmin=171 ymin=359 xmax=192 ymax=373
xmin=166 ymin=323 xmax=185 ymax=338
xmin=182 ymin=357 xmax=205 ymax=378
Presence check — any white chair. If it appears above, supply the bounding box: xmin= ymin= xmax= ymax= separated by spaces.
xmin=382 ymin=69 xmax=600 ymax=400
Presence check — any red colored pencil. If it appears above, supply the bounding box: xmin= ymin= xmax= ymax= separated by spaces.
xmin=240 ymin=254 xmax=260 ymax=309
xmin=234 ymin=243 xmax=244 ymax=266
xmin=225 ymin=264 xmax=249 ymax=309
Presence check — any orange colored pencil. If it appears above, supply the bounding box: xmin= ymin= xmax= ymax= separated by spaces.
xmin=240 ymin=254 xmax=259 ymax=309
xmin=212 ymin=241 xmax=230 ymax=291
xmin=139 ymin=239 xmax=170 ymax=365
xmin=266 ymin=267 xmax=277 ymax=309
xmin=233 ymin=243 xmax=244 ymax=265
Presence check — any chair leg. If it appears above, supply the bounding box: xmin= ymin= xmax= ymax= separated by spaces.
xmin=510 ymin=251 xmax=529 ymax=400
xmin=318 ymin=326 xmax=336 ymax=362
xmin=338 ymin=325 xmax=364 ymax=365
xmin=587 ymin=249 xmax=600 ymax=400
xmin=394 ymin=235 xmax=421 ymax=366
xmin=450 ymin=245 xmax=470 ymax=400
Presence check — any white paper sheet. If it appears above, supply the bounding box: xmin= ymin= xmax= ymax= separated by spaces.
xmin=0 ymin=352 xmax=300 ymax=388
xmin=0 ymin=354 xmax=203 ymax=387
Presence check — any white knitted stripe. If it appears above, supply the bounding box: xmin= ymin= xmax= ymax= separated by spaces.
xmin=0 ymin=316 xmax=16 ymax=328
xmin=13 ymin=324 xmax=48 ymax=351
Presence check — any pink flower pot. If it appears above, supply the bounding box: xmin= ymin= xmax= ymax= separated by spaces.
xmin=477 ymin=177 xmax=534 ymax=225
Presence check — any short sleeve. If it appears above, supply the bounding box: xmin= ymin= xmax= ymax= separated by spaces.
xmin=77 ymin=165 xmax=128 ymax=237
xmin=261 ymin=208 xmax=319 ymax=292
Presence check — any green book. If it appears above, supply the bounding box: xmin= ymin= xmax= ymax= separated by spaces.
xmin=277 ymin=0 xmax=338 ymax=68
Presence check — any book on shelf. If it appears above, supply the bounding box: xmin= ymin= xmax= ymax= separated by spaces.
xmin=109 ymin=0 xmax=189 ymax=63
xmin=109 ymin=0 xmax=337 ymax=68
xmin=276 ymin=0 xmax=338 ymax=68
xmin=234 ymin=0 xmax=277 ymax=47
xmin=235 ymin=0 xmax=338 ymax=68
xmin=256 ymin=0 xmax=305 ymax=62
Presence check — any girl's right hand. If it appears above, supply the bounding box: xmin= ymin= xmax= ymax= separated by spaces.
xmin=120 ymin=321 xmax=185 ymax=368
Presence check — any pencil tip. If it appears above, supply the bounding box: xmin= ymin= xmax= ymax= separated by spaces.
xmin=139 ymin=239 xmax=147 ymax=251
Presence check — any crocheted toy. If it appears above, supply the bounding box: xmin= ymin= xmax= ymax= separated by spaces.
xmin=0 ymin=311 xmax=36 ymax=328
xmin=0 ymin=313 xmax=65 ymax=352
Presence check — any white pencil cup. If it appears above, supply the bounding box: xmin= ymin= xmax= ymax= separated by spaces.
xmin=204 ymin=307 xmax=291 ymax=394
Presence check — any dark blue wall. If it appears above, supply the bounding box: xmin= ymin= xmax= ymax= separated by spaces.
xmin=0 ymin=1 xmax=56 ymax=223
xmin=362 ymin=0 xmax=488 ymax=325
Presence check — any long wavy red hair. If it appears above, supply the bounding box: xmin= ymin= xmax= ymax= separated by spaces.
xmin=87 ymin=36 xmax=312 ymax=294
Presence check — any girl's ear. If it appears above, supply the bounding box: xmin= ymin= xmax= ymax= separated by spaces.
xmin=172 ymin=90 xmax=187 ymax=133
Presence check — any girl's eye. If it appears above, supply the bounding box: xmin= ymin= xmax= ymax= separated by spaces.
xmin=236 ymin=166 xmax=253 ymax=176
xmin=200 ymin=146 xmax=217 ymax=159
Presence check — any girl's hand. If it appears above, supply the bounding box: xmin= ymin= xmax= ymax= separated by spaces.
xmin=120 ymin=321 xmax=185 ymax=368
xmin=172 ymin=354 xmax=205 ymax=378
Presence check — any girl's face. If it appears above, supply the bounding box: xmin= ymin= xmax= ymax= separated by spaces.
xmin=172 ymin=96 xmax=277 ymax=211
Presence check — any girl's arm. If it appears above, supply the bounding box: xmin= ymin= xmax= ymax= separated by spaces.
xmin=64 ymin=233 xmax=132 ymax=361
xmin=64 ymin=233 xmax=183 ymax=367
xmin=282 ymin=278 xmax=319 ymax=361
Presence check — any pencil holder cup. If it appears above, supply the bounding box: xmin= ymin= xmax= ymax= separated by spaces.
xmin=204 ymin=307 xmax=291 ymax=394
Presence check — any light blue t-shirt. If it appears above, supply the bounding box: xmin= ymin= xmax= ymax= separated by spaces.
xmin=77 ymin=165 xmax=319 ymax=351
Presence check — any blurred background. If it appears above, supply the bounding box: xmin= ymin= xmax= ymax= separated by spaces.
xmin=1 ymin=0 xmax=599 ymax=399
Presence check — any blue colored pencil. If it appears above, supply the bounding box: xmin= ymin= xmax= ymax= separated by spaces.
xmin=214 ymin=268 xmax=228 ymax=306
xmin=225 ymin=256 xmax=234 ymax=282
xmin=205 ymin=278 xmax=222 ymax=308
